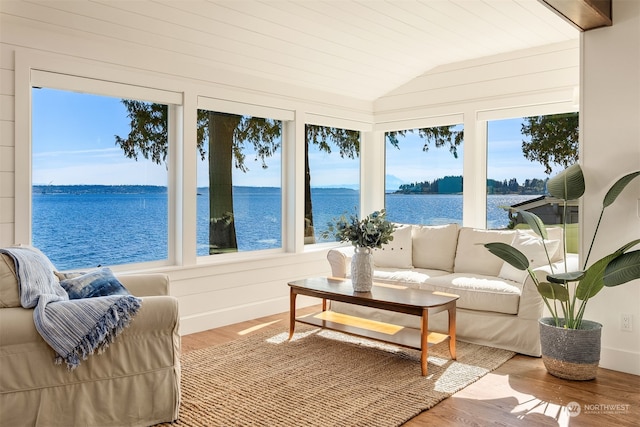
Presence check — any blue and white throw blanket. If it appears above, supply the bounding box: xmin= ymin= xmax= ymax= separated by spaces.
xmin=0 ymin=246 xmax=141 ymax=370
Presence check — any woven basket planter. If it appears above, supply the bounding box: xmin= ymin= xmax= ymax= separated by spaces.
xmin=539 ymin=317 xmax=602 ymax=381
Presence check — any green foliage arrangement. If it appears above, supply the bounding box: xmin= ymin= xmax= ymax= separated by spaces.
xmin=485 ymin=164 xmax=640 ymax=329
xmin=324 ymin=210 xmax=396 ymax=249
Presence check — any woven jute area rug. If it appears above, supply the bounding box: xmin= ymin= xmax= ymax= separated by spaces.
xmin=157 ymin=325 xmax=514 ymax=427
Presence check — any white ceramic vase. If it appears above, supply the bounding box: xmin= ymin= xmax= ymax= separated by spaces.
xmin=351 ymin=246 xmax=374 ymax=292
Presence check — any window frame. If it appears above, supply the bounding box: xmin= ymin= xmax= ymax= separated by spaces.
xmin=195 ymin=96 xmax=293 ymax=260
xmin=16 ymin=56 xmax=183 ymax=270
xmin=484 ymin=111 xmax=579 ymax=241
xmin=378 ymin=114 xmax=465 ymax=226
xmin=13 ymin=52 xmax=578 ymax=270
xmin=302 ymin=114 xmax=369 ymax=248
xmin=375 ymin=106 xmax=579 ymax=229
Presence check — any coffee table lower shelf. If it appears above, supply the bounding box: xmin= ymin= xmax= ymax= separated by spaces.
xmin=288 ymin=277 xmax=458 ymax=376
xmin=295 ymin=310 xmax=451 ymax=358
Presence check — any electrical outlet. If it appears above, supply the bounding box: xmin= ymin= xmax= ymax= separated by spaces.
xmin=621 ymin=313 xmax=632 ymax=332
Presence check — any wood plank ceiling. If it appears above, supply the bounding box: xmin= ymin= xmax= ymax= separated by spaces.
xmin=2 ymin=0 xmax=579 ymax=101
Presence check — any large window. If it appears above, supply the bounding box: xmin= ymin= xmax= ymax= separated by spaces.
xmin=196 ymin=109 xmax=283 ymax=255
xmin=384 ymin=125 xmax=464 ymax=225
xmin=31 ymin=88 xmax=170 ymax=270
xmin=487 ymin=114 xmax=579 ymax=252
xmin=304 ymin=124 xmax=360 ymax=244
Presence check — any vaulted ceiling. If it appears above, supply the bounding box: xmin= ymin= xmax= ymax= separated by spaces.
xmin=2 ymin=0 xmax=579 ymax=101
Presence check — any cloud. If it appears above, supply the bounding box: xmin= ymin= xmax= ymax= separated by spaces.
xmin=33 ymin=147 xmax=125 ymax=159
xmin=33 ymin=161 xmax=167 ymax=186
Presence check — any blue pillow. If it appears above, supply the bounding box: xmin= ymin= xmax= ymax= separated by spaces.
xmin=59 ymin=267 xmax=131 ymax=299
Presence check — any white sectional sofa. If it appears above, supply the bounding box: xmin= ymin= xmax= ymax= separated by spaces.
xmin=327 ymin=223 xmax=578 ymax=356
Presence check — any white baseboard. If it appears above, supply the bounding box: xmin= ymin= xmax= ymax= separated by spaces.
xmin=179 ymin=295 xmax=319 ymax=336
xmin=599 ymin=346 xmax=640 ymax=376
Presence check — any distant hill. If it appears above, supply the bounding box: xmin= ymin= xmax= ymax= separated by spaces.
xmin=395 ymin=175 xmax=548 ymax=195
xmin=385 ymin=174 xmax=405 ymax=192
xmin=34 ymin=185 xmax=359 ymax=195
xmin=33 ymin=185 xmax=167 ymax=194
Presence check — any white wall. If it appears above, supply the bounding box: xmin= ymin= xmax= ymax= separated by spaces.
xmin=13 ymin=2 xmax=640 ymax=376
xmin=580 ymin=0 xmax=640 ymax=376
xmin=0 ymin=4 xmax=580 ymax=335
xmin=0 ymin=3 xmax=370 ymax=335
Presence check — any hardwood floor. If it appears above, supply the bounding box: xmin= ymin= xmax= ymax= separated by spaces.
xmin=181 ymin=306 xmax=639 ymax=427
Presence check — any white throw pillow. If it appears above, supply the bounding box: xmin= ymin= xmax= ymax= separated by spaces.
xmin=498 ymin=231 xmax=560 ymax=283
xmin=372 ymin=224 xmax=413 ymax=268
xmin=411 ymin=223 xmax=459 ymax=272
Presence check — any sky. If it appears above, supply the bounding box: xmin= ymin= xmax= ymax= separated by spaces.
xmin=31 ymin=88 xmax=558 ymax=188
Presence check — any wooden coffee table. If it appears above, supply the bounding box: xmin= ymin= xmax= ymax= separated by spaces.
xmin=288 ymin=277 xmax=459 ymax=376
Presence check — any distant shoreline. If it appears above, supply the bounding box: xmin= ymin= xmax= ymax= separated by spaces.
xmin=32 ymin=185 xmax=360 ymax=194
xmin=32 ymin=185 xmax=167 ymax=195
xmin=33 ymin=184 xmax=542 ymax=197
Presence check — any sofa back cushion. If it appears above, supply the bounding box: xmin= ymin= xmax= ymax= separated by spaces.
xmin=454 ymin=228 xmax=516 ymax=276
xmin=411 ymin=223 xmax=459 ymax=272
xmin=0 ymin=253 xmax=21 ymax=308
xmin=372 ymin=224 xmax=413 ymax=268
xmin=518 ymin=226 xmax=564 ymax=262
xmin=498 ymin=231 xmax=561 ymax=283
xmin=544 ymin=227 xmax=565 ymax=262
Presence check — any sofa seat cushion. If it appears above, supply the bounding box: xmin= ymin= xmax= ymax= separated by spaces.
xmin=373 ymin=268 xmax=450 ymax=285
xmin=422 ymin=273 xmax=522 ymax=315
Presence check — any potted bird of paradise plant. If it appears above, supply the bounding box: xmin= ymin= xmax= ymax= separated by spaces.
xmin=485 ymin=164 xmax=640 ymax=380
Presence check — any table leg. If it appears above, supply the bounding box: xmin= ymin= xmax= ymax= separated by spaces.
xmin=421 ymin=307 xmax=428 ymax=376
xmin=322 ymin=298 xmax=327 ymax=312
xmin=289 ymin=288 xmax=297 ymax=340
xmin=448 ymin=302 xmax=457 ymax=360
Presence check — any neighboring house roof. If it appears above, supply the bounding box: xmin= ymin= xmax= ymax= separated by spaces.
xmin=511 ymin=196 xmax=578 ymax=210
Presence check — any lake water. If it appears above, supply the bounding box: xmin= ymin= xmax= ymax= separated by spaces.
xmin=32 ymin=187 xmax=537 ymax=270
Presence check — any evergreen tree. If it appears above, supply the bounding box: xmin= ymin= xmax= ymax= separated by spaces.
xmin=116 ymin=101 xmax=464 ymax=248
xmin=521 ymin=112 xmax=579 ymax=174
xmin=116 ymin=103 xmax=280 ymax=254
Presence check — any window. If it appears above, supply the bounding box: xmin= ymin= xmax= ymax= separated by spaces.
xmin=304 ymin=124 xmax=360 ymax=244
xmin=196 ymin=109 xmax=283 ymax=255
xmin=31 ymin=88 xmax=171 ymax=270
xmin=486 ymin=114 xmax=579 ymax=252
xmin=384 ymin=125 xmax=464 ymax=225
